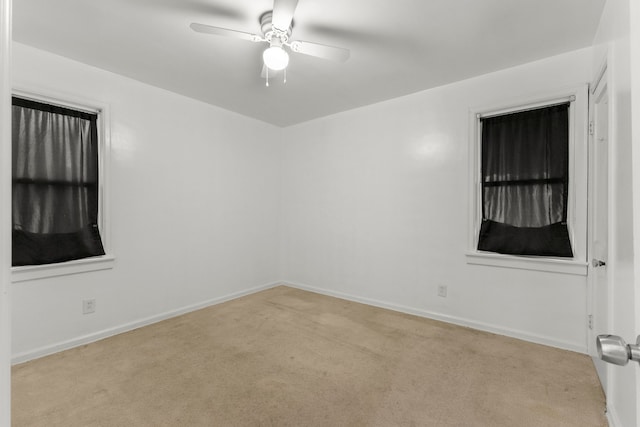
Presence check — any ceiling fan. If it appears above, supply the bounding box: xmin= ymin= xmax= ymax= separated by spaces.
xmin=190 ymin=0 xmax=350 ymax=85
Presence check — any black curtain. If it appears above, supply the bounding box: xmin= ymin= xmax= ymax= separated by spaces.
xmin=477 ymin=103 xmax=573 ymax=257
xmin=12 ymin=97 xmax=105 ymax=266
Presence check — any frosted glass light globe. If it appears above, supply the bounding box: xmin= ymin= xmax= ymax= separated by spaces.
xmin=263 ymin=46 xmax=289 ymax=71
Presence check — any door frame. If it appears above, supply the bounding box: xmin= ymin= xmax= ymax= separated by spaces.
xmin=587 ymin=60 xmax=613 ymax=393
xmin=630 ymin=3 xmax=640 ymax=426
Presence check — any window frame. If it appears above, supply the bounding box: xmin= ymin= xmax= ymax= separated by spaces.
xmin=11 ymin=87 xmax=114 ymax=282
xmin=466 ymin=85 xmax=589 ymax=276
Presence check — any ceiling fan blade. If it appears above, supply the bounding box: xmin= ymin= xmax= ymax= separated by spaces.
xmin=190 ymin=23 xmax=263 ymax=42
xmin=272 ymin=0 xmax=299 ymax=31
xmin=290 ymin=40 xmax=350 ymax=62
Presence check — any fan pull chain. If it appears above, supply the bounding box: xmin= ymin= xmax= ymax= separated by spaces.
xmin=283 ymin=68 xmax=287 ymax=84
xmin=265 ymin=67 xmax=269 ymax=87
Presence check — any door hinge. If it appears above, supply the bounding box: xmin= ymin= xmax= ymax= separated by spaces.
xmin=589 ymin=121 xmax=594 ymax=136
xmin=588 ymin=314 xmax=594 ymax=330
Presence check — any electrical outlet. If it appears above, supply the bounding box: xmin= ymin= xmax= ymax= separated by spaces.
xmin=437 ymin=285 xmax=447 ymax=298
xmin=82 ymin=298 xmax=96 ymax=314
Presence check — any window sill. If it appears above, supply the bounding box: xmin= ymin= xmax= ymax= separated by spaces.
xmin=11 ymin=254 xmax=115 ymax=283
xmin=465 ymin=251 xmax=587 ymax=276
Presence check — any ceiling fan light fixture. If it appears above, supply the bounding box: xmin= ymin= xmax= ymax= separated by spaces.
xmin=263 ymin=45 xmax=289 ymax=71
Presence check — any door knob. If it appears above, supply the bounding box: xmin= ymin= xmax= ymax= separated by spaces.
xmin=592 ymin=259 xmax=606 ymax=268
xmin=596 ymin=334 xmax=640 ymax=366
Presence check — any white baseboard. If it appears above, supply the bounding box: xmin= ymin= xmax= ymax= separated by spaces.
xmin=283 ymin=281 xmax=588 ymax=354
xmin=13 ymin=280 xmax=588 ymax=364
xmin=606 ymin=405 xmax=622 ymax=427
xmin=11 ymin=281 xmax=282 ymax=365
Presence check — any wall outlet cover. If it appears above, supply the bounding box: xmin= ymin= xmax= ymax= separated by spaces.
xmin=82 ymin=298 xmax=96 ymax=314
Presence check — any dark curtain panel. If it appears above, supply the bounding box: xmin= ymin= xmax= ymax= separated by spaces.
xmin=12 ymin=97 xmax=105 ymax=266
xmin=477 ymin=103 xmax=573 ymax=257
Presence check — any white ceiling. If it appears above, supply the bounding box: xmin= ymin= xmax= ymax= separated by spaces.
xmin=13 ymin=0 xmax=605 ymax=127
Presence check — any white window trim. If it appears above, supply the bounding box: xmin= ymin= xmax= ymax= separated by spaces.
xmin=11 ymin=85 xmax=114 ymax=282
xmin=465 ymin=85 xmax=589 ymax=276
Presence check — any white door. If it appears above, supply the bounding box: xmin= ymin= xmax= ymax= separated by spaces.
xmin=588 ymin=73 xmax=610 ymax=390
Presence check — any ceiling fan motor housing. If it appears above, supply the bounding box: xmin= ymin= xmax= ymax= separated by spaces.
xmin=260 ymin=11 xmax=292 ymax=44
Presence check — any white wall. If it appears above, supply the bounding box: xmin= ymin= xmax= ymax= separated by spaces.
xmin=280 ymin=47 xmax=594 ymax=353
xmin=0 ymin=1 xmax=11 ymax=425
xmin=11 ymin=43 xmax=283 ymax=361
xmin=593 ymin=1 xmax=638 ymax=426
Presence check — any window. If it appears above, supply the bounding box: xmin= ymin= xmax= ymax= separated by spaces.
xmin=12 ymin=94 xmax=111 ymax=276
xmin=466 ymin=86 xmax=589 ymax=275
xmin=477 ymin=103 xmax=573 ymax=257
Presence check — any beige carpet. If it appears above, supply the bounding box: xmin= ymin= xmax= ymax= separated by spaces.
xmin=12 ymin=285 xmax=606 ymax=426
